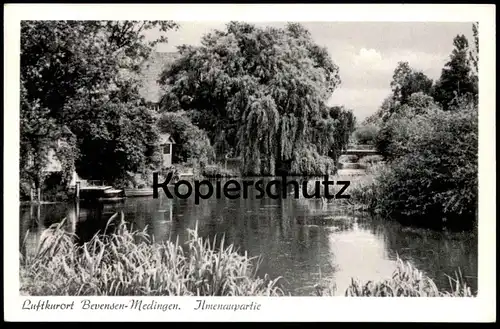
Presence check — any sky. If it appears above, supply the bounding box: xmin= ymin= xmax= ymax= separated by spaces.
xmin=145 ymin=22 xmax=474 ymax=122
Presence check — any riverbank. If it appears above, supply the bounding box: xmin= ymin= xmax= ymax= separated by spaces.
xmin=338 ymin=161 xmax=478 ymax=232
xmin=20 ymin=213 xmax=475 ymax=297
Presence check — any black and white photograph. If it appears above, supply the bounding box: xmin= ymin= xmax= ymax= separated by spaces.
xmin=4 ymin=3 xmax=496 ymax=323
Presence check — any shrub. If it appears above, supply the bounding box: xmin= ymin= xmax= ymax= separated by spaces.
xmin=358 ymin=155 xmax=384 ymax=165
xmin=371 ymin=99 xmax=478 ymax=229
xmin=345 ymin=163 xmax=386 ymax=206
xmin=289 ymin=148 xmax=336 ymax=176
xmin=375 ymin=110 xmax=414 ymax=160
xmin=338 ymin=154 xmax=359 ymax=163
xmin=202 ymin=164 xmax=240 ymax=178
xmin=353 ymin=124 xmax=379 ymax=145
xmin=19 ymin=179 xmax=33 ymax=201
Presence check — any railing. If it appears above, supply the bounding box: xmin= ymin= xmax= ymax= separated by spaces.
xmin=79 ymin=180 xmax=108 ymax=187
xmin=346 ymin=144 xmax=375 ymax=150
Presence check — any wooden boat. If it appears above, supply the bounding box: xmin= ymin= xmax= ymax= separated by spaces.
xmin=124 ymin=188 xmax=154 ymax=197
xmin=78 ymin=186 xmax=113 ymax=200
xmin=98 ymin=196 xmax=126 ymax=203
xmin=103 ymin=188 xmax=125 ymax=198
xmin=78 ymin=186 xmax=125 ymax=201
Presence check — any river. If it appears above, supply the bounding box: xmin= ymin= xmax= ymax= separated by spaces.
xmin=19 ymin=175 xmax=478 ymax=296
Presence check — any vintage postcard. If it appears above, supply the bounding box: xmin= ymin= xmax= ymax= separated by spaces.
xmin=3 ymin=3 xmax=496 ymax=323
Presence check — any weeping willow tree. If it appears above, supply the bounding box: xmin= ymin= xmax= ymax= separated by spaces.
xmin=159 ymin=21 xmax=354 ymax=176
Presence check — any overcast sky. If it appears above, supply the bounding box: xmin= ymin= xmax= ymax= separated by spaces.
xmin=145 ymin=22 xmax=474 ymax=122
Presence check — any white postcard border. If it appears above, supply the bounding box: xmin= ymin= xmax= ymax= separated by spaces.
xmin=3 ymin=4 xmax=496 ymax=323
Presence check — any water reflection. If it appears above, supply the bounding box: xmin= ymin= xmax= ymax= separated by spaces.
xmin=19 ymin=177 xmax=478 ymax=296
xmin=328 ymin=221 xmax=397 ymax=295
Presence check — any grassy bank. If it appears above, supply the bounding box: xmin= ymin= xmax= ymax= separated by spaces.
xmin=20 ymin=214 xmax=475 ymax=297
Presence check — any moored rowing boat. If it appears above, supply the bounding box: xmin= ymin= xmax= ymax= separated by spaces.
xmin=124 ymin=188 xmax=154 ymax=197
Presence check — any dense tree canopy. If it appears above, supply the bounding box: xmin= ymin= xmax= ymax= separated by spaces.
xmin=363 ymin=63 xmax=434 ymax=128
xmin=159 ymin=21 xmax=353 ymax=175
xmin=469 ymin=23 xmax=479 ymax=77
xmin=20 ymin=21 xmax=178 ymax=189
xmin=389 ymin=62 xmax=434 ymax=110
xmin=433 ymin=35 xmax=478 ymax=110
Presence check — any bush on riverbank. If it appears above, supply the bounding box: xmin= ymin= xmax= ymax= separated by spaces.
xmin=346 ymin=165 xmax=385 ymax=207
xmin=289 ymin=148 xmax=336 ymax=176
xmin=19 ymin=173 xmax=73 ymax=202
xmin=338 ymin=154 xmax=359 ymax=164
xmin=20 ymin=214 xmax=284 ymax=296
xmin=358 ymin=155 xmax=384 ymax=166
xmin=202 ymin=164 xmax=240 ymax=178
xmin=364 ymin=99 xmax=478 ymax=229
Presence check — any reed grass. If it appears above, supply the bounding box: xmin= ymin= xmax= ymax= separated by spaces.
xmin=20 ymin=213 xmax=284 ymax=296
xmin=315 ymin=257 xmax=475 ymax=297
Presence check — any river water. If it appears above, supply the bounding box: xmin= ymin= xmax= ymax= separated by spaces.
xmin=19 ymin=176 xmax=478 ymax=296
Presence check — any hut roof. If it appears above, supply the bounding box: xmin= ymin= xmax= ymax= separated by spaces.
xmin=159 ymin=132 xmax=176 ymax=144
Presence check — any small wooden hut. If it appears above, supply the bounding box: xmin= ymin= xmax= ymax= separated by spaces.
xmin=159 ymin=132 xmax=176 ymax=167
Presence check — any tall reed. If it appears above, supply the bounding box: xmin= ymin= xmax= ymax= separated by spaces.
xmin=20 ymin=213 xmax=284 ymax=296
xmin=338 ymin=257 xmax=475 ymax=297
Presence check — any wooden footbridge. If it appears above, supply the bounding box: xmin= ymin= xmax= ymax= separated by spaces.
xmin=342 ymin=144 xmax=380 ymax=157
xmin=343 ymin=148 xmax=379 ymax=157
xmin=337 ymin=144 xmax=382 ymax=177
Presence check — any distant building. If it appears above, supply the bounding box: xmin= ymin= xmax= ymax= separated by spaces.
xmin=159 ymin=132 xmax=176 ymax=167
xmin=41 ymin=126 xmax=76 ymax=177
xmin=43 ymin=146 xmax=80 ymax=186
xmin=138 ymin=51 xmax=180 ymax=105
xmin=138 ymin=52 xmax=181 ymax=168
xmin=24 ymin=126 xmax=79 ymax=201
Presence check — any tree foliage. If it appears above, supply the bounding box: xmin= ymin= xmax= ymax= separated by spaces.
xmin=20 ymin=20 xmax=178 ymax=187
xmin=353 ymin=124 xmax=379 ymax=145
xmin=355 ymin=24 xmax=479 ymax=229
xmin=371 ymin=23 xmax=479 ymax=130
xmin=66 ymin=98 xmax=162 ymax=183
xmin=390 ymin=61 xmax=433 ymax=111
xmin=469 ymin=22 xmax=479 ymax=77
xmin=433 ymin=34 xmax=478 ymax=111
xmin=20 ymin=85 xmax=68 ymax=190
xmin=159 ymin=21 xmax=353 ymax=175
xmin=157 ymin=111 xmax=215 ymax=167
